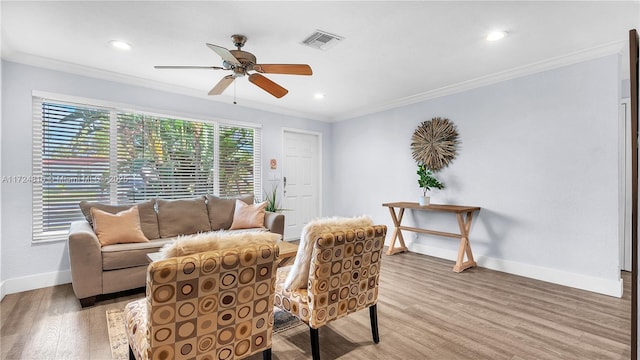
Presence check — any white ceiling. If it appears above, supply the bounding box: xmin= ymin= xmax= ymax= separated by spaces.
xmin=2 ymin=1 xmax=638 ymax=122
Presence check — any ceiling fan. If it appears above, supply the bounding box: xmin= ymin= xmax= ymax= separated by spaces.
xmin=154 ymin=34 xmax=312 ymax=99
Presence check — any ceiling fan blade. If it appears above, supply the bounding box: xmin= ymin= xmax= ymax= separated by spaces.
xmin=248 ymin=73 xmax=288 ymax=98
xmin=208 ymin=75 xmax=235 ymax=95
xmin=154 ymin=65 xmax=225 ymax=70
xmin=206 ymin=43 xmax=241 ymax=66
xmin=253 ymin=64 xmax=313 ymax=75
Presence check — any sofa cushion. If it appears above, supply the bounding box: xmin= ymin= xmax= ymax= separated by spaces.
xmin=101 ymin=237 xmax=175 ymax=271
xmin=156 ymin=197 xmax=211 ymax=238
xmin=284 ymin=215 xmax=374 ymax=290
xmin=79 ymin=199 xmax=160 ymax=240
xmin=159 ymin=230 xmax=280 ymax=259
xmin=91 ymin=206 xmax=150 ymax=246
xmin=230 ymin=200 xmax=267 ymax=230
xmin=205 ymin=194 xmax=254 ymax=230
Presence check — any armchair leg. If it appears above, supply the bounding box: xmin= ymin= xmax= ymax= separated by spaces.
xmin=262 ymin=348 xmax=272 ymax=360
xmin=369 ymin=304 xmax=380 ymax=344
xmin=310 ymin=327 xmax=320 ymax=360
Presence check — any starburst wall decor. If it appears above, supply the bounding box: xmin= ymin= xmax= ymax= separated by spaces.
xmin=411 ymin=117 xmax=459 ymax=171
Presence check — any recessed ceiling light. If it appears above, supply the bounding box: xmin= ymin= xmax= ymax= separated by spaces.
xmin=314 ymin=93 xmax=325 ymax=100
xmin=109 ymin=40 xmax=132 ymax=50
xmin=486 ymin=30 xmax=507 ymax=42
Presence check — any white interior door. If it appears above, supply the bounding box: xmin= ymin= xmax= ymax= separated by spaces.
xmin=282 ymin=130 xmax=320 ymax=240
xmin=620 ymin=99 xmax=632 ymax=271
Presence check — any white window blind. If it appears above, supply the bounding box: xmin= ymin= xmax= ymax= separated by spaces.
xmin=32 ymin=96 xmax=262 ymax=243
xmin=116 ymin=112 xmax=217 ymax=203
xmin=218 ymin=125 xmax=261 ymax=198
xmin=32 ymin=99 xmax=112 ymax=242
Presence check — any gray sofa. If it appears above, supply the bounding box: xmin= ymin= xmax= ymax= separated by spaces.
xmin=67 ymin=194 xmax=284 ymax=307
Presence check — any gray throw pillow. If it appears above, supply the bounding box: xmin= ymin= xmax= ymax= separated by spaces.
xmin=156 ymin=197 xmax=212 ymax=238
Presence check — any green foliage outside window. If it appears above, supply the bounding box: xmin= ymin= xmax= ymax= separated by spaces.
xmin=38 ymin=100 xmax=258 ymax=235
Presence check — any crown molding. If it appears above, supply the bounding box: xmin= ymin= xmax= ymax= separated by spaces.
xmin=1 ymin=52 xmax=330 ymax=122
xmin=333 ymin=40 xmax=626 ymax=122
xmin=3 ymin=40 xmax=624 ymax=124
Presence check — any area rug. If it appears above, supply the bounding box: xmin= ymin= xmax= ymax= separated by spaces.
xmin=107 ymin=306 xmax=303 ymax=359
xmin=106 ymin=309 xmax=129 ymax=360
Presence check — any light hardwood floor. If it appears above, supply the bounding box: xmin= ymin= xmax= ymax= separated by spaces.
xmin=0 ymin=250 xmax=631 ymax=360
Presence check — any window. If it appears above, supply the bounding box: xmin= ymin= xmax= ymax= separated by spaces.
xmin=32 ymin=96 xmax=261 ymax=242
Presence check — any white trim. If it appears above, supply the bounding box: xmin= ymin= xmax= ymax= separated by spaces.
xmin=410 ymin=242 xmax=623 ymax=298
xmin=32 ymin=90 xmax=262 ymax=129
xmin=619 ymin=99 xmax=632 ymax=271
xmin=8 ymin=53 xmax=327 ymax=122
xmin=0 ymin=280 xmax=5 ymax=302
xmin=0 ymin=45 xmax=3 ymax=301
xmin=9 ymin=41 xmax=623 ymax=124
xmin=0 ymin=270 xmax=72 ymax=297
xmin=281 ymin=127 xmax=323 ymax=216
xmin=281 ymin=128 xmax=323 ymax=240
xmin=336 ymin=41 xmax=625 ymax=121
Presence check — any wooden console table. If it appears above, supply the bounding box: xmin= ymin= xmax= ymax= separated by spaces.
xmin=382 ymin=202 xmax=481 ymax=273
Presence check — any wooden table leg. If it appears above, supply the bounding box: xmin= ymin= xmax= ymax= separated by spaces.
xmin=278 ymin=256 xmax=295 ymax=267
xmin=452 ymin=211 xmax=477 ymax=272
xmin=386 ymin=206 xmax=409 ymax=255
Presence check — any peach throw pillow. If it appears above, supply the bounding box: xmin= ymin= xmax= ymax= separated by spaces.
xmin=91 ymin=206 xmax=149 ymax=246
xmin=229 ymin=200 xmax=267 ymax=230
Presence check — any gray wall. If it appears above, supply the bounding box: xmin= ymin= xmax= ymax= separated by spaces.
xmin=331 ymin=54 xmax=622 ymax=295
xmin=0 ymin=60 xmax=332 ymax=294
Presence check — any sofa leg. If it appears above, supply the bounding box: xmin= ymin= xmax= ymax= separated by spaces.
xmin=310 ymin=327 xmax=320 ymax=360
xmin=369 ymin=304 xmax=380 ymax=344
xmin=129 ymin=345 xmax=136 ymax=360
xmin=262 ymin=348 xmax=272 ymax=360
xmin=79 ymin=296 xmax=96 ymax=308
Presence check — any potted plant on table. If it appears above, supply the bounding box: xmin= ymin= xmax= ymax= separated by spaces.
xmin=417 ymin=163 xmax=444 ymax=206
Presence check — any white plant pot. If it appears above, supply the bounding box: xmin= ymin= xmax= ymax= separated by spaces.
xmin=418 ymin=196 xmax=430 ymax=206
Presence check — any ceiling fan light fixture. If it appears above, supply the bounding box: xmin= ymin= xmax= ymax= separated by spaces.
xmin=109 ymin=40 xmax=132 ymax=50
xmin=486 ymin=30 xmax=507 ymax=42
xmin=314 ymin=93 xmax=325 ymax=99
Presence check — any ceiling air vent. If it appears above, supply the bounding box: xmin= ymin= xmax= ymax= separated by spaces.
xmin=302 ymin=30 xmax=343 ymax=50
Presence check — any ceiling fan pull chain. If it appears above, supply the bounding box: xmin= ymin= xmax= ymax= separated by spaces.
xmin=233 ymin=79 xmax=237 ymax=105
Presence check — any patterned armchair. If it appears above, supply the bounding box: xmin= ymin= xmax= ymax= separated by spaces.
xmin=124 ymin=243 xmax=279 ymax=360
xmin=274 ymin=225 xmax=387 ymax=360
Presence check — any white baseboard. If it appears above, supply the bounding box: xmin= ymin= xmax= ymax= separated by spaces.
xmin=1 ymin=270 xmax=72 ymax=298
xmin=0 ymin=280 xmax=5 ymax=302
xmin=0 ymin=245 xmax=625 ymax=300
xmin=409 ymin=243 xmax=623 ymax=298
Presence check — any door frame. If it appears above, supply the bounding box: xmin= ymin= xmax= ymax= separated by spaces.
xmin=621 ymin=98 xmax=632 ymax=272
xmin=628 ymin=28 xmax=638 ymax=360
xmin=281 ymin=127 xmax=324 ymax=231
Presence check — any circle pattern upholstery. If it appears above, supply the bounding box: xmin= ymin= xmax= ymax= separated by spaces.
xmin=125 ymin=243 xmax=279 ymax=360
xmin=274 ymin=225 xmax=386 ymax=329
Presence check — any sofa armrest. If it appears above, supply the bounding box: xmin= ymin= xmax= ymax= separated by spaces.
xmin=264 ymin=211 xmax=284 ymax=237
xmin=68 ymin=220 xmax=103 ymax=300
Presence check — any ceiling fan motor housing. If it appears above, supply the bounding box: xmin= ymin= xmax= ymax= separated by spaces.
xmin=229 ymin=50 xmax=256 ymax=65
xmin=155 ymin=34 xmax=310 ymax=98
xmin=227 ymin=50 xmax=257 ymax=75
